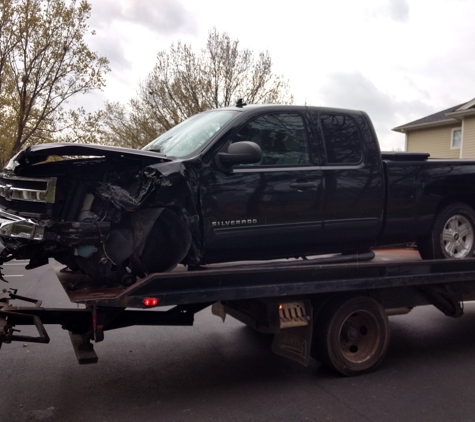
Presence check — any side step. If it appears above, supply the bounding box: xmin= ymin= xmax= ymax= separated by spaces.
xmin=68 ymin=332 xmax=98 ymax=364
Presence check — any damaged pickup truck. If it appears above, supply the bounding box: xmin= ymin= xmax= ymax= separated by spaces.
xmin=2 ymin=104 xmax=475 ymax=286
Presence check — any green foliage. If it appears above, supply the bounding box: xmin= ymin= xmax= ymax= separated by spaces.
xmin=104 ymin=28 xmax=293 ymax=149
xmin=0 ymin=0 xmax=109 ymax=165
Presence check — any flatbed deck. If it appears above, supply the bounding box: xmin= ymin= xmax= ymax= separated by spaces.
xmin=56 ymin=249 xmax=475 ymax=308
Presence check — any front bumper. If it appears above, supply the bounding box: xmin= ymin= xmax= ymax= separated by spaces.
xmin=0 ymin=210 xmax=44 ymax=241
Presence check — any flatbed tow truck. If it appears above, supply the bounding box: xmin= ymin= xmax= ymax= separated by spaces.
xmin=3 ymin=248 xmax=475 ymax=376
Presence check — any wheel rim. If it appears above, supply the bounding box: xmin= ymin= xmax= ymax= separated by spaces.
xmin=441 ymin=214 xmax=474 ymax=258
xmin=338 ymin=311 xmax=380 ymax=364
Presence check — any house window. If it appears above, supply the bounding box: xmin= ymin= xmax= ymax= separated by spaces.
xmin=452 ymin=128 xmax=462 ymax=149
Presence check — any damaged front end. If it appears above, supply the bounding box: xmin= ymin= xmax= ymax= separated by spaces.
xmin=0 ymin=143 xmax=202 ymax=286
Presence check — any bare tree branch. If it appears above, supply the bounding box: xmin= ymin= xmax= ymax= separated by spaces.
xmin=102 ymin=28 xmax=293 ymax=149
xmin=0 ymin=0 xmax=110 ymax=164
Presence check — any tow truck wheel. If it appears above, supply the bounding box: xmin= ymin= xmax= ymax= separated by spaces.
xmin=312 ymin=296 xmax=390 ymax=376
xmin=418 ymin=202 xmax=475 ymax=260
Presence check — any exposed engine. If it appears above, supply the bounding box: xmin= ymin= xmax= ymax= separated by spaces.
xmin=0 ymin=147 xmax=199 ymax=286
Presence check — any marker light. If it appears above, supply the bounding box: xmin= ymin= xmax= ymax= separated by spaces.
xmin=143 ymin=297 xmax=159 ymax=307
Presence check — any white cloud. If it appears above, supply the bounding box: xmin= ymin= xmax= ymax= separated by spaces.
xmin=75 ymin=0 xmax=475 ymax=150
xmin=89 ymin=0 xmax=196 ymax=34
xmin=85 ymin=0 xmax=198 ymax=103
xmin=388 ymin=0 xmax=410 ymax=21
xmin=319 ymin=71 xmax=436 ymax=151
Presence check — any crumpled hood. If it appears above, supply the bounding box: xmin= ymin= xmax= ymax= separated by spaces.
xmin=6 ymin=142 xmax=169 ymax=172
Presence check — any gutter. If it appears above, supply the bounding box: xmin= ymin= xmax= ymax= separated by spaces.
xmin=445 ymin=109 xmax=475 ymax=120
xmin=392 ymin=118 xmax=458 ymax=133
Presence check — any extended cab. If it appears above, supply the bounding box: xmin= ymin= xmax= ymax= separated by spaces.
xmin=1 ymin=104 xmax=475 ymax=285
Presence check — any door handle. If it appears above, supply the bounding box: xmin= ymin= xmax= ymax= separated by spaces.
xmin=289 ymin=182 xmax=318 ymax=190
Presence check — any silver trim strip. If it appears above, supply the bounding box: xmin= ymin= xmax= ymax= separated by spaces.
xmin=234 ymin=163 xmax=365 ymax=173
xmin=214 ymin=220 xmax=322 ymax=233
xmin=0 ymin=174 xmax=56 ymax=204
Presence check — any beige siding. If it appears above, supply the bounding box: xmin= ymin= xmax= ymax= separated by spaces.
xmin=406 ymin=124 xmax=461 ymax=158
xmin=461 ymin=116 xmax=475 ymax=158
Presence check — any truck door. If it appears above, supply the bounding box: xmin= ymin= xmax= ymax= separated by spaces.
xmin=201 ymin=111 xmax=324 ymax=262
xmin=315 ymin=112 xmax=384 ymax=250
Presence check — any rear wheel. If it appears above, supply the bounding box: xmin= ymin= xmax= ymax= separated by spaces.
xmin=418 ymin=202 xmax=475 ymax=260
xmin=312 ymin=296 xmax=390 ymax=376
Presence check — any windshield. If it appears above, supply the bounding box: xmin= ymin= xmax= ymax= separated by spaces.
xmin=142 ymin=110 xmax=239 ymax=157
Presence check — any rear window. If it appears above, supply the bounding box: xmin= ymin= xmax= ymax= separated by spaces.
xmin=320 ymin=114 xmax=362 ymax=164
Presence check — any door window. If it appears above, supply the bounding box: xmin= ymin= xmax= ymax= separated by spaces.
xmin=320 ymin=114 xmax=362 ymax=164
xmin=231 ymin=113 xmax=310 ymax=166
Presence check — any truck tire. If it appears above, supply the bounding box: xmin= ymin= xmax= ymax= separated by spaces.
xmin=418 ymin=202 xmax=475 ymax=260
xmin=136 ymin=209 xmax=192 ymax=274
xmin=312 ymin=296 xmax=390 ymax=376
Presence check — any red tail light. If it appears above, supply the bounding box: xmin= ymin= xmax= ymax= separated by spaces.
xmin=143 ymin=297 xmax=159 ymax=307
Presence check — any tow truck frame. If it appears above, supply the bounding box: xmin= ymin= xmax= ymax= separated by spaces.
xmin=2 ymin=249 xmax=475 ymax=375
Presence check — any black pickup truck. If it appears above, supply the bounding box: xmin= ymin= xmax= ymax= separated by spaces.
xmin=1 ymin=104 xmax=475 ymax=285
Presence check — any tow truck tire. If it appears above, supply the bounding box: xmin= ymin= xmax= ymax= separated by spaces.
xmin=418 ymin=202 xmax=475 ymax=260
xmin=312 ymin=296 xmax=390 ymax=376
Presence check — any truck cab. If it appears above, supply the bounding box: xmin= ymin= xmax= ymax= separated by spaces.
xmin=196 ymin=105 xmax=384 ymax=262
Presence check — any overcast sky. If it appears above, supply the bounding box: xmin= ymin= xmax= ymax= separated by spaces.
xmin=82 ymin=0 xmax=475 ymax=151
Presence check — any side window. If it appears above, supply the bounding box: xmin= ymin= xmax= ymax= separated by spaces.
xmin=320 ymin=114 xmax=362 ymax=164
xmin=231 ymin=113 xmax=310 ymax=166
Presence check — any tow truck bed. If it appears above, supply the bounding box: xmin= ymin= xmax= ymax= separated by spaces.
xmin=3 ymin=249 xmax=475 ymax=375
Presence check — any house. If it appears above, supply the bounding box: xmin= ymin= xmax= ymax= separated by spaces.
xmin=393 ymin=98 xmax=475 ymax=158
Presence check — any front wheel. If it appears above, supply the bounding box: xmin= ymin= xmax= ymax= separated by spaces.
xmin=418 ymin=202 xmax=475 ymax=260
xmin=312 ymin=296 xmax=390 ymax=376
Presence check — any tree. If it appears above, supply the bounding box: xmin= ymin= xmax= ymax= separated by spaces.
xmin=104 ymin=28 xmax=293 ymax=149
xmin=0 ymin=0 xmax=109 ymax=164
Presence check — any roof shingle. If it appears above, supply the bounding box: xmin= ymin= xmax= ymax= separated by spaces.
xmin=393 ymin=103 xmax=466 ymax=132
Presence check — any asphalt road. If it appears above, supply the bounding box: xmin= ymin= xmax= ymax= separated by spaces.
xmin=3 ymin=261 xmax=475 ymax=422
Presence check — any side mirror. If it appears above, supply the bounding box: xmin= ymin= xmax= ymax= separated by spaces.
xmin=216 ymin=141 xmax=262 ymax=168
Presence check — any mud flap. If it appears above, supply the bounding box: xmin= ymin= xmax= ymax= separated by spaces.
xmin=271 ymin=301 xmax=313 ymax=366
xmin=418 ymin=284 xmax=464 ymax=318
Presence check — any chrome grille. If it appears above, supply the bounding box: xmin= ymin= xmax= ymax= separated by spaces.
xmin=0 ymin=174 xmax=56 ymax=217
